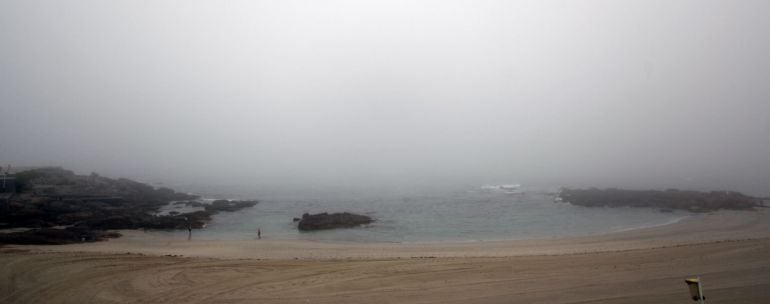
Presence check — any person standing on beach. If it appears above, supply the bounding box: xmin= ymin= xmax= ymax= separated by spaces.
xmin=185 ymin=216 xmax=192 ymax=241
xmin=257 ymin=228 xmax=261 ymax=240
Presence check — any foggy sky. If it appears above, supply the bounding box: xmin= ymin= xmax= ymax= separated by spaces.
xmin=1 ymin=1 xmax=769 ymax=195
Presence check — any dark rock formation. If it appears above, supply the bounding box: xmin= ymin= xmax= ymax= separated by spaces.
xmin=0 ymin=227 xmax=121 ymax=245
xmin=0 ymin=167 xmax=258 ymax=245
xmin=558 ymin=188 xmax=760 ymax=212
xmin=205 ymin=200 xmax=258 ymax=213
xmin=297 ymin=212 xmax=373 ymax=231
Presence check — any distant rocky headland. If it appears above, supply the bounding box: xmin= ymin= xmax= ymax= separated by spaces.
xmin=0 ymin=167 xmax=257 ymax=245
xmin=558 ymin=188 xmax=762 ymax=212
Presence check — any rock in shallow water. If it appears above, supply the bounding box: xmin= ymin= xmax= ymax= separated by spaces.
xmin=297 ymin=212 xmax=373 ymax=231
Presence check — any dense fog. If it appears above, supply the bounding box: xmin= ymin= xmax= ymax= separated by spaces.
xmin=1 ymin=1 xmax=768 ymax=196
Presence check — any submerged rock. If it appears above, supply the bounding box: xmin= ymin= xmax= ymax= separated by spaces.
xmin=297 ymin=212 xmax=373 ymax=231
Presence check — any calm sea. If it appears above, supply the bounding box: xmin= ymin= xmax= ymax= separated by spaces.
xmin=155 ymin=184 xmax=689 ymax=243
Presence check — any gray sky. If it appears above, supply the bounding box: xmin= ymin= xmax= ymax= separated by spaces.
xmin=1 ymin=1 xmax=769 ymax=195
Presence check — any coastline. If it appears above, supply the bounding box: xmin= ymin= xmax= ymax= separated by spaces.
xmin=4 ymin=209 xmax=770 ymax=303
xmin=10 ymin=208 xmax=770 ymax=260
xmin=603 ymin=213 xmax=690 ymax=234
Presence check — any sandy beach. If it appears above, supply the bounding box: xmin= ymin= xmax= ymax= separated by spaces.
xmin=4 ymin=0 xmax=769 ymax=302
xmin=2 ymin=209 xmax=770 ymax=303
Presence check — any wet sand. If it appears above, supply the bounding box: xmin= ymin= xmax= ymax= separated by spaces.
xmin=2 ymin=209 xmax=770 ymax=303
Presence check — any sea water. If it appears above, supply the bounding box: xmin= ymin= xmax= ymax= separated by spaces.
xmin=155 ymin=184 xmax=689 ymax=243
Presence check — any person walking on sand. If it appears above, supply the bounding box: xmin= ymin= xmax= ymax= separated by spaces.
xmin=257 ymin=228 xmax=261 ymax=240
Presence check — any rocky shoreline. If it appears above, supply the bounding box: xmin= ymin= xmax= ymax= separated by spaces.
xmin=558 ymin=188 xmax=761 ymax=212
xmin=0 ymin=168 xmax=257 ymax=245
xmin=3 ymin=168 xmax=763 ymax=245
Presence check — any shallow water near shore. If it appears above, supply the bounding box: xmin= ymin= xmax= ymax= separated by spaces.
xmin=152 ymin=185 xmax=690 ymax=243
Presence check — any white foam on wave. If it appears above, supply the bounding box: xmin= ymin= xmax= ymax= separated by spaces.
xmin=480 ymin=184 xmax=521 ymax=190
xmin=607 ymin=215 xmax=690 ymax=234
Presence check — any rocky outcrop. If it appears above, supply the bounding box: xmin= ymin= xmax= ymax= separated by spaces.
xmin=0 ymin=167 xmax=258 ymax=245
xmin=297 ymin=212 xmax=373 ymax=231
xmin=0 ymin=227 xmax=121 ymax=245
xmin=558 ymin=188 xmax=760 ymax=212
xmin=13 ymin=168 xmax=198 ymax=203
xmin=205 ymin=200 xmax=258 ymax=213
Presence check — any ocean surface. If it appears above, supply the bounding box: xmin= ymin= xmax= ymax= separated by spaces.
xmin=155 ymin=184 xmax=690 ymax=243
